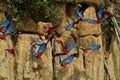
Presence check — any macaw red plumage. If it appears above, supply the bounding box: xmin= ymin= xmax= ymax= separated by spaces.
xmin=102 ymin=11 xmax=114 ymax=19
xmin=5 ymin=49 xmax=16 ymax=57
xmin=35 ymin=52 xmax=43 ymax=60
xmin=0 ymin=27 xmax=6 ymax=32
xmin=54 ymin=39 xmax=62 ymax=44
xmin=0 ymin=34 xmax=8 ymax=40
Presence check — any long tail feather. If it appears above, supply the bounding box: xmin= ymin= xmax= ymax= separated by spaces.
xmin=111 ymin=16 xmax=120 ymax=43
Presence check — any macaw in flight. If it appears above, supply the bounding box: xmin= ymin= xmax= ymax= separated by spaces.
xmin=62 ymin=43 xmax=75 ymax=55
xmin=66 ymin=9 xmax=84 ymax=31
xmin=83 ymin=18 xmax=99 ymax=24
xmin=76 ymin=44 xmax=101 ymax=53
xmin=57 ymin=53 xmax=79 ymax=68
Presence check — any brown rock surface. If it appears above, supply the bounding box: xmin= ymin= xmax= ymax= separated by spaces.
xmin=0 ymin=12 xmax=15 ymax=80
xmin=16 ymin=17 xmax=37 ymax=33
xmin=0 ymin=2 xmax=119 ymax=80
xmin=15 ymin=34 xmax=53 ymax=80
xmin=0 ymin=36 xmax=15 ymax=80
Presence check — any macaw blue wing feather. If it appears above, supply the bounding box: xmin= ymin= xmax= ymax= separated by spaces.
xmin=84 ymin=44 xmax=100 ymax=50
xmin=67 ymin=43 xmax=74 ymax=51
xmin=3 ymin=25 xmax=15 ymax=35
xmin=37 ymin=43 xmax=45 ymax=53
xmin=65 ymin=24 xmax=73 ymax=31
xmin=58 ymin=54 xmax=63 ymax=64
xmin=0 ymin=18 xmax=11 ymax=28
xmin=97 ymin=7 xmax=104 ymax=20
xmin=62 ymin=54 xmax=75 ymax=63
xmin=84 ymin=18 xmax=97 ymax=24
xmin=75 ymin=9 xmax=83 ymax=17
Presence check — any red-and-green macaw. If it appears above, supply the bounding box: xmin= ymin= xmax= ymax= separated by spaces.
xmin=57 ymin=53 xmax=79 ymax=68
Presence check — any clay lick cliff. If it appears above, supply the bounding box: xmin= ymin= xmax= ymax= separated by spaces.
xmin=0 ymin=1 xmax=120 ymax=80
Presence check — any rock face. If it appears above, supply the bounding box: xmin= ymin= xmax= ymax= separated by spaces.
xmin=15 ymin=34 xmax=53 ymax=80
xmin=0 ymin=2 xmax=119 ymax=80
xmin=0 ymin=12 xmax=14 ymax=80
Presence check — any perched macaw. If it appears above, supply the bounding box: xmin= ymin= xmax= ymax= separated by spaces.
xmin=58 ymin=53 xmax=79 ymax=68
xmin=97 ymin=7 xmax=104 ymax=20
xmin=75 ymin=9 xmax=83 ymax=18
xmin=0 ymin=18 xmax=11 ymax=28
xmin=63 ymin=43 xmax=75 ymax=55
xmin=5 ymin=49 xmax=16 ymax=57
